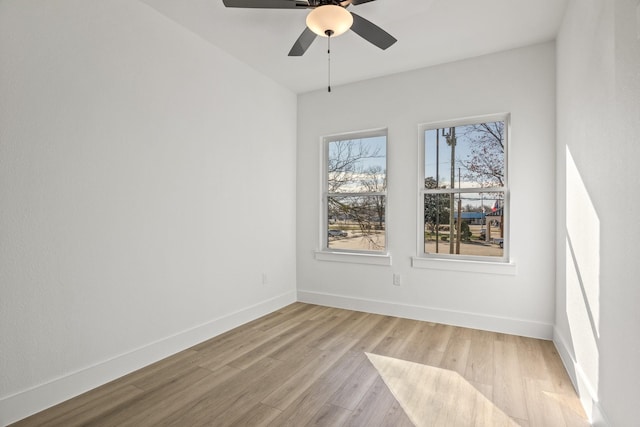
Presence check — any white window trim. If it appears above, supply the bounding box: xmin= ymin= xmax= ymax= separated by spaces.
xmin=315 ymin=250 xmax=392 ymax=266
xmin=318 ymin=128 xmax=389 ymax=262
xmin=411 ymin=256 xmax=516 ymax=275
xmin=415 ymin=113 xmax=512 ymax=267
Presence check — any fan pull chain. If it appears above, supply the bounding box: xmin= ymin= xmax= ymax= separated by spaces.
xmin=326 ymin=30 xmax=333 ymax=93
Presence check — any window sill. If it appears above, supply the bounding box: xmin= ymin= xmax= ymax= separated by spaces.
xmin=315 ymin=250 xmax=392 ymax=266
xmin=411 ymin=256 xmax=516 ymax=275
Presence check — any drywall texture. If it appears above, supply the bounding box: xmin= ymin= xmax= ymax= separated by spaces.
xmin=0 ymin=0 xmax=297 ymax=423
xmin=297 ymin=43 xmax=557 ymax=338
xmin=555 ymin=0 xmax=640 ymax=424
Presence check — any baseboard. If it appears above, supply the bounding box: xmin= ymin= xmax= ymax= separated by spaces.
xmin=590 ymin=402 xmax=611 ymax=427
xmin=297 ymin=290 xmax=553 ymax=339
xmin=0 ymin=291 xmax=296 ymax=426
xmin=553 ymin=327 xmax=610 ymax=426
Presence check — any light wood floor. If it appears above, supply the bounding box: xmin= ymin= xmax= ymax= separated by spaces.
xmin=12 ymin=303 xmax=589 ymax=427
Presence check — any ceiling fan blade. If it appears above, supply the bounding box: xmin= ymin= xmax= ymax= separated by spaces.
xmin=340 ymin=0 xmax=376 ymax=6
xmin=350 ymin=12 xmax=397 ymax=50
xmin=222 ymin=0 xmax=311 ymax=9
xmin=288 ymin=27 xmax=317 ymax=56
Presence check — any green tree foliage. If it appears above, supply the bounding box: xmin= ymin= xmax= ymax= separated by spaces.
xmin=424 ymin=177 xmax=450 ymax=231
xmin=460 ymin=221 xmax=472 ymax=241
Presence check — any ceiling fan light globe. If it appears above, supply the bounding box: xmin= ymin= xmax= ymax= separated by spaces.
xmin=306 ymin=5 xmax=353 ymax=37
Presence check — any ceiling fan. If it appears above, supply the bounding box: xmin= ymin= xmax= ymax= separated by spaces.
xmin=221 ymin=0 xmax=397 ymax=57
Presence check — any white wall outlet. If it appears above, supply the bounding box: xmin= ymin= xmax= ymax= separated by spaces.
xmin=393 ymin=273 xmax=402 ymax=286
xmin=261 ymin=273 xmax=268 ymax=285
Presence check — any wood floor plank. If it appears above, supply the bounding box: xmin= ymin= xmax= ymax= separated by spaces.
xmin=190 ymin=303 xmax=317 ymax=355
xmin=347 ymin=314 xmax=401 ymax=354
xmin=261 ymin=343 xmax=355 ymax=410
xmin=560 ymin=405 xmax=592 ymax=427
xmin=329 ymin=352 xmax=381 ymax=411
xmin=157 ymin=356 xmax=284 ymax=426
xmin=515 ymin=336 xmax=551 ymax=381
xmin=115 ymin=364 xmax=243 ymax=427
xmin=377 ymin=400 xmax=415 ymax=427
xmin=400 ymin=320 xmax=445 ymax=365
xmin=190 ymin=320 xmax=267 ymax=353
xmin=511 ymin=417 xmax=530 ymax=427
xmin=369 ymin=317 xmax=421 ymax=359
xmin=341 ymin=312 xmax=379 ymax=339
xmin=11 ymin=384 xmax=145 ymax=427
xmin=439 ymin=334 xmax=471 ymax=375
xmin=344 ymin=376 xmax=404 ymax=427
xmin=424 ymin=322 xmax=455 ymax=352
xmin=465 ymin=331 xmax=495 ymax=385
xmin=309 ymin=311 xmax=376 ymax=351
xmin=195 ymin=326 xmax=275 ymax=369
xmin=527 ymin=342 xmax=588 ymax=426
xmin=195 ymin=310 xmax=306 ymax=370
xmin=523 ymin=378 xmax=568 ymax=427
xmin=131 ymin=350 xmax=204 ymax=391
xmin=216 ymin=347 xmax=347 ymax=426
xmin=89 ymin=366 xmax=215 ymax=427
xmin=303 ymin=403 xmax=353 ymax=427
xmin=267 ymin=313 xmax=354 ymax=362
xmin=255 ymin=303 xmax=326 ymax=332
xmin=366 ymin=352 xmax=511 ymax=427
xmin=103 ymin=349 xmax=201 ymax=391
xmin=227 ymin=403 xmax=282 ymax=427
xmin=493 ymin=340 xmax=528 ymax=420
xmin=265 ymin=350 xmax=362 ymax=427
xmin=226 ymin=320 xmax=311 ymax=370
xmin=471 ymin=380 xmax=495 ymax=413
xmin=11 ymin=303 xmax=588 ymax=427
xmin=201 ymin=364 xmax=303 ymax=426
xmin=538 ymin=340 xmax=584 ymax=400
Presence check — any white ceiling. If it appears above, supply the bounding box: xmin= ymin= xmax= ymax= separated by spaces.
xmin=141 ymin=0 xmax=568 ymax=93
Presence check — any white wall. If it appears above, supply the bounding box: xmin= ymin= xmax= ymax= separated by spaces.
xmin=297 ymin=43 xmax=557 ymax=338
xmin=0 ymin=0 xmax=297 ymax=424
xmin=555 ymin=0 xmax=640 ymax=424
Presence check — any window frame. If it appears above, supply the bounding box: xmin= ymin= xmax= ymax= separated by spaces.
xmin=318 ymin=128 xmax=390 ymax=262
xmin=416 ymin=113 xmax=511 ymax=264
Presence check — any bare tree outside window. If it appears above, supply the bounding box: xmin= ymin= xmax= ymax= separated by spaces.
xmin=460 ymin=121 xmax=505 ymax=187
xmin=325 ymin=133 xmax=387 ymax=252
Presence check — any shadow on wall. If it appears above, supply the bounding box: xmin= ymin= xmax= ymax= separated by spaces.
xmin=564 ymin=145 xmax=601 ymax=419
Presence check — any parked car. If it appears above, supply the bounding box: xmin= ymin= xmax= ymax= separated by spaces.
xmin=328 ymin=229 xmax=348 ymax=238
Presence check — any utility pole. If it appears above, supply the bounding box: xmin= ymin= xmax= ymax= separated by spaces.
xmin=456 ymin=167 xmax=462 ymax=254
xmin=435 ymin=131 xmax=440 ymax=253
xmin=445 ymin=127 xmax=456 ymax=254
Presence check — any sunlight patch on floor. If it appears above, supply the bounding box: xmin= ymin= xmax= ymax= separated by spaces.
xmin=366 ymin=352 xmax=520 ymax=427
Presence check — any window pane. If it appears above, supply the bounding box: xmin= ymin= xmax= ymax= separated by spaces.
xmin=423 ymin=192 xmax=504 ymax=258
xmin=328 ymin=136 xmax=386 ymax=193
xmin=328 ymin=195 xmax=385 ymax=251
xmin=425 ymin=121 xmax=505 ymax=190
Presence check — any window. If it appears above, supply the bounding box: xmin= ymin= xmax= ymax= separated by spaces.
xmin=323 ymin=129 xmax=387 ymax=254
xmin=418 ymin=115 xmax=509 ymax=262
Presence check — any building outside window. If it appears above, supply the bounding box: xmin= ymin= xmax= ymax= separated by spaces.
xmin=419 ymin=114 xmax=509 ymax=261
xmin=323 ymin=129 xmax=387 ymax=253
